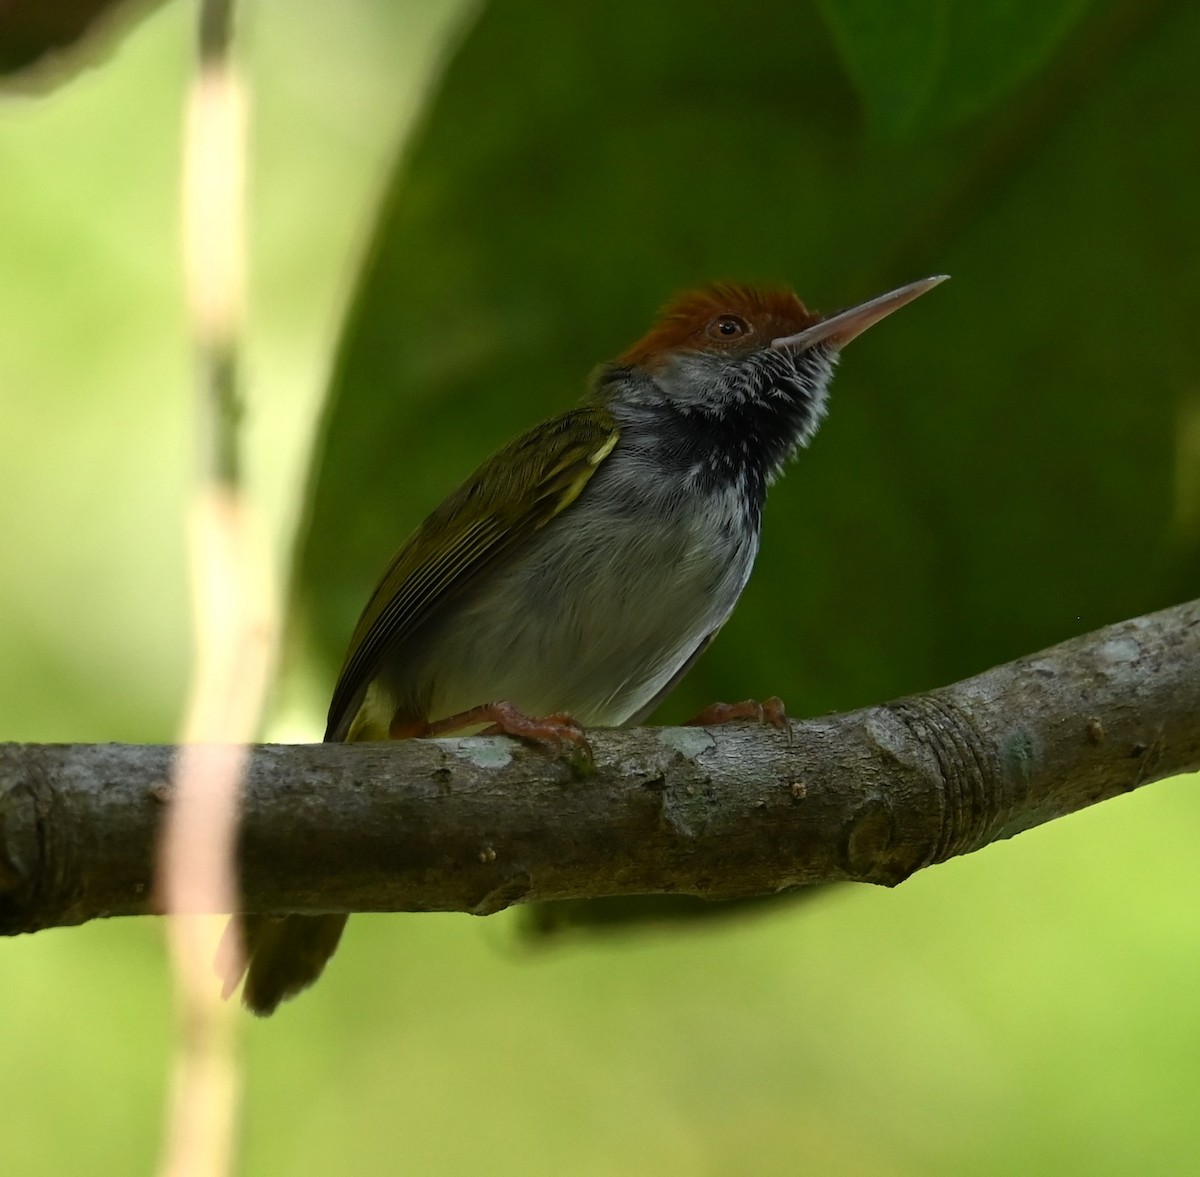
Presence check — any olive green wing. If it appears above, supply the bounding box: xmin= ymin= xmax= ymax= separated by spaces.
xmin=324 ymin=406 xmax=620 ymax=741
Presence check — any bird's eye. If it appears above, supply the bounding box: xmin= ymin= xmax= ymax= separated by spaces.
xmin=708 ymin=314 xmax=751 ymax=340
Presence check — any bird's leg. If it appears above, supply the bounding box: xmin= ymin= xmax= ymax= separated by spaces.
xmin=388 ymin=716 xmax=429 ymax=738
xmin=686 ymin=696 xmax=791 ymax=743
xmin=423 ymin=700 xmax=591 ymax=757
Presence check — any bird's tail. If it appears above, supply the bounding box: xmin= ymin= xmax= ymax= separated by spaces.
xmin=216 ymin=700 xmax=415 ymax=1013
xmin=216 ymin=721 xmax=356 ymax=1015
xmin=219 ymin=912 xmax=349 ymax=1017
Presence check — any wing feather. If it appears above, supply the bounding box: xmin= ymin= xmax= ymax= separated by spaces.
xmin=324 ymin=406 xmax=619 ymax=740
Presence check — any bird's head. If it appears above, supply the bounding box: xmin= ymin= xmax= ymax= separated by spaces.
xmin=602 ymin=275 xmax=947 ymax=482
xmin=619 ymin=275 xmax=946 ymax=413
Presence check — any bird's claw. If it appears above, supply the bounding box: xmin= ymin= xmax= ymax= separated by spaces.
xmin=428 ymin=700 xmax=593 ymax=766
xmin=480 ymin=701 xmax=590 ymax=756
xmin=686 ymin=696 xmax=791 ymax=743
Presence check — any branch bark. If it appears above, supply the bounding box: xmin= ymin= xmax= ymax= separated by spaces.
xmin=2 ymin=599 xmax=1198 ymax=935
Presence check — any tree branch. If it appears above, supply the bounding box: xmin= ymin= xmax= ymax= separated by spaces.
xmin=2 ymin=599 xmax=1197 ymax=935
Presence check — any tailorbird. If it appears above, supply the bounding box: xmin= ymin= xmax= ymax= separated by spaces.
xmin=225 ymin=274 xmax=947 ymax=1014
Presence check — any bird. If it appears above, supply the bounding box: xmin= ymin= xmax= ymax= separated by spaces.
xmin=223 ymin=274 xmax=947 ymax=1014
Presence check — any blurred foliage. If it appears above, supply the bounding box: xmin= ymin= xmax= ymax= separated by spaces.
xmin=2 ymin=1 xmax=1200 ymax=1176
xmin=0 ymin=0 xmax=165 ymax=83
xmin=817 ymin=0 xmax=1095 ymax=140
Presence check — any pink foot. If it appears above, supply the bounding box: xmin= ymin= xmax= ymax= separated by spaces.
xmin=686 ymin=696 xmax=790 ymax=740
xmin=423 ymin=699 xmax=591 ymax=757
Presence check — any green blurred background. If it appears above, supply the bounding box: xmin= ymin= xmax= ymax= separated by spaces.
xmin=2 ymin=1 xmax=1199 ymax=1173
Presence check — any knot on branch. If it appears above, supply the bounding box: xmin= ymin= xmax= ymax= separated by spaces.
xmin=888 ymin=695 xmax=1002 ymax=866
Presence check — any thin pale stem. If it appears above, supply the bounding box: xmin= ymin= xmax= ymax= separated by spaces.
xmin=157 ymin=3 xmax=273 ymax=1176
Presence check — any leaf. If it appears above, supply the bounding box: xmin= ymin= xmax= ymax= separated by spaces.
xmin=816 ymin=0 xmax=1095 ymax=140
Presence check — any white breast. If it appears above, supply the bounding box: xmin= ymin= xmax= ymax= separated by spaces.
xmin=416 ymin=467 xmax=759 ymax=728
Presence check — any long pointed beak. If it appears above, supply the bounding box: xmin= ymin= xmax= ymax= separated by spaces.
xmin=771 ymin=274 xmax=949 ymax=352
